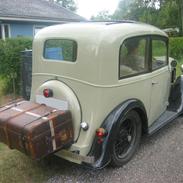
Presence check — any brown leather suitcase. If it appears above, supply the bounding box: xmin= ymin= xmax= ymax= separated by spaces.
xmin=0 ymin=100 xmax=41 ymax=144
xmin=0 ymin=100 xmax=73 ymax=160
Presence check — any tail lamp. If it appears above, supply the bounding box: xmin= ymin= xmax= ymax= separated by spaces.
xmin=96 ymin=128 xmax=107 ymax=144
xmin=43 ymin=88 xmax=53 ymax=98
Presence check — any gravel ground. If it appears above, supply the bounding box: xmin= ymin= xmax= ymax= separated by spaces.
xmin=45 ymin=117 xmax=183 ymax=183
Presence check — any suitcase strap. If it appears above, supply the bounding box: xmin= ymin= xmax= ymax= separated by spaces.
xmin=7 ymin=104 xmax=44 ymax=121
xmin=20 ymin=110 xmax=57 ymax=155
xmin=0 ymin=100 xmax=26 ymax=113
xmin=48 ymin=119 xmax=57 ymax=151
xmin=4 ymin=104 xmax=46 ymax=148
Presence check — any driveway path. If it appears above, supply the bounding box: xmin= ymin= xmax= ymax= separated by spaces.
xmin=46 ymin=117 xmax=183 ymax=183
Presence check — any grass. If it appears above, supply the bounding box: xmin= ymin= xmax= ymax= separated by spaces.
xmin=0 ymin=143 xmax=56 ymax=183
xmin=0 ymin=143 xmax=82 ymax=183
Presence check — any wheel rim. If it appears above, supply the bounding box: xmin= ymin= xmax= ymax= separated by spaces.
xmin=114 ymin=119 xmax=137 ymax=159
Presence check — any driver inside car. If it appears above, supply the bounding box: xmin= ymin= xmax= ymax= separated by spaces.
xmin=123 ymin=39 xmax=144 ymax=72
xmin=120 ymin=38 xmax=145 ymax=77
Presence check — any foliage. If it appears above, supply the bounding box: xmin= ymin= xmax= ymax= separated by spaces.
xmin=176 ymin=58 xmax=183 ymax=77
xmin=0 ymin=77 xmax=6 ymax=101
xmin=169 ymin=37 xmax=183 ymax=59
xmin=0 ymin=38 xmax=32 ymax=94
xmin=55 ymin=0 xmax=77 ymax=12
xmin=93 ymin=0 xmax=183 ymax=36
xmin=91 ymin=11 xmax=112 ymax=21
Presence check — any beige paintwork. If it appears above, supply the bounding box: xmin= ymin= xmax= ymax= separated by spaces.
xmin=31 ymin=22 xmax=171 ymax=163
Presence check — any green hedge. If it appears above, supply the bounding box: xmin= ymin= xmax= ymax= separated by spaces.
xmin=169 ymin=37 xmax=183 ymax=60
xmin=0 ymin=38 xmax=32 ymax=94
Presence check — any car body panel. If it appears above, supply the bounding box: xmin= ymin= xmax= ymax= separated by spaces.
xmin=149 ymin=66 xmax=171 ymax=125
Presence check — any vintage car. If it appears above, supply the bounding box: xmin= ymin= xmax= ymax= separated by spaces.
xmin=0 ymin=21 xmax=182 ymax=169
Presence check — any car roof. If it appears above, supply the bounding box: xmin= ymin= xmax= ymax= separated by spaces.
xmin=35 ymin=21 xmax=168 ymax=41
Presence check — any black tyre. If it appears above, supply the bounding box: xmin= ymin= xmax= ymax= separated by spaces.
xmin=110 ymin=110 xmax=142 ymax=167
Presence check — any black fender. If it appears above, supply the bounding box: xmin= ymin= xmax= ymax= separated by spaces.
xmin=179 ymin=75 xmax=183 ymax=113
xmin=169 ymin=75 xmax=183 ymax=114
xmin=87 ymin=99 xmax=148 ymax=169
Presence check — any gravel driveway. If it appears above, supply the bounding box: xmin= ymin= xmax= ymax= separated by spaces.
xmin=45 ymin=117 xmax=183 ymax=183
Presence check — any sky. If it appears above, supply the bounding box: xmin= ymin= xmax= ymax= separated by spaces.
xmin=75 ymin=0 xmax=120 ymax=19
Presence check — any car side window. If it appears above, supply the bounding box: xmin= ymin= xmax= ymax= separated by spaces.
xmin=152 ymin=38 xmax=168 ymax=70
xmin=119 ymin=37 xmax=148 ymax=78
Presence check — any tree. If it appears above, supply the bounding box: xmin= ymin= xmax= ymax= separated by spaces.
xmin=112 ymin=0 xmax=133 ymax=20
xmin=112 ymin=0 xmax=183 ymax=35
xmin=91 ymin=11 xmax=112 ymax=21
xmin=177 ymin=0 xmax=183 ymax=35
xmin=53 ymin=0 xmax=77 ymax=12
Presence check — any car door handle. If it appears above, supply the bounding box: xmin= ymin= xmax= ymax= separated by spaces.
xmin=152 ymin=81 xmax=158 ymax=85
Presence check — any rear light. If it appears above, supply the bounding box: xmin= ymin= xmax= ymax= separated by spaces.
xmin=43 ymin=88 xmax=53 ymax=98
xmin=96 ymin=128 xmax=107 ymax=144
xmin=96 ymin=128 xmax=105 ymax=137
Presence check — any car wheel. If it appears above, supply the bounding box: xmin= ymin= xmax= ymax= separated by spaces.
xmin=110 ymin=110 xmax=142 ymax=167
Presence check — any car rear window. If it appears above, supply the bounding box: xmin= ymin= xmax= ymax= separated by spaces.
xmin=44 ymin=39 xmax=77 ymax=62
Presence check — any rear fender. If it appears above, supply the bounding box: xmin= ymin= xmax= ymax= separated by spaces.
xmin=169 ymin=75 xmax=183 ymax=114
xmin=88 ymin=99 xmax=147 ymax=169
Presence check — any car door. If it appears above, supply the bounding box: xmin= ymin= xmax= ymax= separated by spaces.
xmin=149 ymin=36 xmax=171 ymax=125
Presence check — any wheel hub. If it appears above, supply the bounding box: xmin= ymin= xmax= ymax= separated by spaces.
xmin=114 ymin=119 xmax=136 ymax=158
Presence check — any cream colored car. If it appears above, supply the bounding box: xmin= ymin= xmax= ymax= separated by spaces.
xmin=31 ymin=21 xmax=181 ymax=169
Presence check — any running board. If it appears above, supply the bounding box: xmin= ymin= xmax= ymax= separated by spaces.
xmin=148 ymin=110 xmax=180 ymax=135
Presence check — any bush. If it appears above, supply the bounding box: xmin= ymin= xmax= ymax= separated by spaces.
xmin=0 ymin=38 xmax=32 ymax=94
xmin=169 ymin=37 xmax=183 ymax=59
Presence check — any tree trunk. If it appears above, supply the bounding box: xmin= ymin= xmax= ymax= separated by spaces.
xmin=180 ymin=0 xmax=183 ymax=36
xmin=159 ymin=0 xmax=164 ymax=9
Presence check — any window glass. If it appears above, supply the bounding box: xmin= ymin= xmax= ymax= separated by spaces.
xmin=4 ymin=25 xmax=10 ymax=38
xmin=119 ymin=37 xmax=148 ymax=78
xmin=152 ymin=39 xmax=167 ymax=70
xmin=44 ymin=39 xmax=77 ymax=62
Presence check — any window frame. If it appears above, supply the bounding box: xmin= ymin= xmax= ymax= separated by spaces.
xmin=118 ymin=35 xmax=151 ymax=80
xmin=4 ymin=24 xmax=11 ymax=38
xmin=150 ymin=35 xmax=169 ymax=72
xmin=43 ymin=39 xmax=78 ymax=62
xmin=0 ymin=24 xmax=11 ymax=40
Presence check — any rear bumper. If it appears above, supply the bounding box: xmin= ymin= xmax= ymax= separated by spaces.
xmin=55 ymin=149 xmax=95 ymax=165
